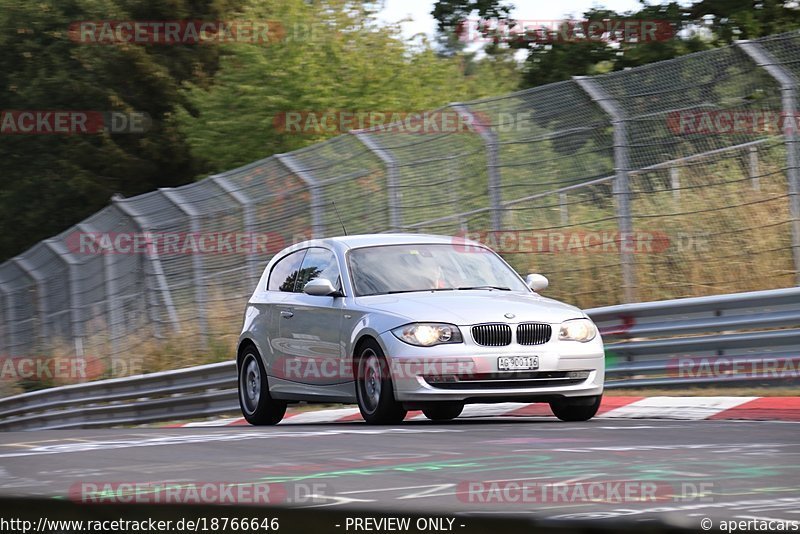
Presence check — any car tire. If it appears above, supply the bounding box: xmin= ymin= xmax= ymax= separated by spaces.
xmin=238 ymin=348 xmax=287 ymax=425
xmin=550 ymin=394 xmax=602 ymax=422
xmin=355 ymin=339 xmax=407 ymax=425
xmin=422 ymin=403 xmax=464 ymax=421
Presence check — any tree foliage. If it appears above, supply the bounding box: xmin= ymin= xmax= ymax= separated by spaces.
xmin=431 ymin=0 xmax=800 ymax=88
xmin=176 ymin=0 xmax=520 ymax=173
xmin=0 ymin=0 xmax=241 ymax=260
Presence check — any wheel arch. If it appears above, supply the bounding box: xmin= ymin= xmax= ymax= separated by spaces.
xmin=351 ymin=331 xmax=388 ymax=363
xmin=236 ymin=337 xmax=260 ymax=369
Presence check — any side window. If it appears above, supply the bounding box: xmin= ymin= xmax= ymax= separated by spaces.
xmin=267 ymin=250 xmax=306 ymax=292
xmin=295 ymin=248 xmax=340 ymax=293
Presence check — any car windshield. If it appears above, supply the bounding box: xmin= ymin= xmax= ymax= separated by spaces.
xmin=348 ymin=243 xmax=529 ymax=296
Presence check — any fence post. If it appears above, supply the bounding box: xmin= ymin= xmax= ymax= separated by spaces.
xmin=352 ymin=131 xmax=402 ymax=231
xmin=211 ymin=175 xmax=259 ymax=284
xmin=159 ymin=189 xmax=208 ymax=348
xmin=275 ymin=154 xmax=325 ymax=239
xmin=43 ymin=240 xmax=84 ymax=356
xmin=0 ymin=281 xmax=14 ymax=356
xmin=111 ymin=196 xmax=180 ymax=338
xmin=574 ymin=77 xmax=637 ymax=302
xmin=670 ymin=166 xmax=681 ymax=202
xmin=749 ymin=146 xmax=760 ymax=191
xmin=452 ymin=104 xmax=503 ymax=232
xmin=10 ymin=256 xmax=48 ymax=350
xmin=738 ymin=40 xmax=800 ymax=285
xmin=76 ymin=222 xmax=122 ymax=356
xmin=559 ymin=192 xmax=569 ymax=226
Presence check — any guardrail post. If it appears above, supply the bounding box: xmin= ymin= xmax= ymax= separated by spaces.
xmin=159 ymin=189 xmax=208 ymax=348
xmin=738 ymin=40 xmax=800 ymax=285
xmin=452 ymin=104 xmax=503 ymax=232
xmin=574 ymin=77 xmax=637 ymax=302
xmin=275 ymin=154 xmax=325 ymax=239
xmin=43 ymin=240 xmax=84 ymax=356
xmin=352 ymin=131 xmax=402 ymax=231
xmin=211 ymin=175 xmax=259 ymax=283
xmin=111 ymin=197 xmax=180 ymax=338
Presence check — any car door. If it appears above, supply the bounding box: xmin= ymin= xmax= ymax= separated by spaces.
xmin=276 ymin=247 xmax=345 ymax=387
xmin=264 ymin=249 xmax=307 ymax=379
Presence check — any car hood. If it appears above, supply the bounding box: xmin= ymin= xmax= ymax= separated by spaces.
xmin=354 ymin=290 xmax=586 ymax=325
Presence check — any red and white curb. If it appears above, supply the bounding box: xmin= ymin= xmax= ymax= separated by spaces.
xmin=171 ymin=396 xmax=800 ymax=427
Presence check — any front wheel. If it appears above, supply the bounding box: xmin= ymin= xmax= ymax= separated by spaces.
xmin=550 ymin=394 xmax=602 ymax=422
xmin=238 ymin=349 xmax=287 ymax=425
xmin=355 ymin=339 xmax=407 ymax=425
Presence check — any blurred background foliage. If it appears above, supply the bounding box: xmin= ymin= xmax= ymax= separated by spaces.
xmin=2 ymin=0 xmax=800 ymax=261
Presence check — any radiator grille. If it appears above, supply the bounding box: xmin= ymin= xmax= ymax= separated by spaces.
xmin=516 ymin=323 xmax=552 ymax=345
xmin=471 ymin=323 xmax=512 ymax=346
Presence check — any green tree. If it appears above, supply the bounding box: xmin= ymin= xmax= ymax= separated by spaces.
xmin=688 ymin=0 xmax=800 ymax=43
xmin=432 ymin=0 xmax=800 ymax=88
xmin=0 ymin=0 xmax=241 ymax=260
xmin=177 ymin=0 xmax=520 ymax=173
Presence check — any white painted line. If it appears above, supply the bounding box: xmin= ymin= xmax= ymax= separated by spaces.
xmin=280 ymin=407 xmax=361 ymax=424
xmin=460 ymin=403 xmax=530 ymax=418
xmin=175 ymin=397 xmax=797 ymax=427
xmin=602 ymin=396 xmax=758 ymax=420
xmin=183 ymin=417 xmax=242 ymax=427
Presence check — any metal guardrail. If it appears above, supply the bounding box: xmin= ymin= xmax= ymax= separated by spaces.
xmin=0 ymin=287 xmax=798 ymax=431
xmin=592 ymin=286 xmax=800 ymax=389
xmin=0 ymin=362 xmax=237 ymax=431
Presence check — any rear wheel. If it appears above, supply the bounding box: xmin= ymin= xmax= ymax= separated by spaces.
xmin=550 ymin=394 xmax=602 ymax=422
xmin=355 ymin=339 xmax=407 ymax=425
xmin=422 ymin=402 xmax=464 ymax=421
xmin=238 ymin=348 xmax=287 ymax=425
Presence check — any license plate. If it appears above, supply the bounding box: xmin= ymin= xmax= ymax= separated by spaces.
xmin=498 ymin=356 xmax=539 ymax=371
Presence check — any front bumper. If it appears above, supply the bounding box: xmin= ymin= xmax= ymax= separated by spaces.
xmin=378 ymin=327 xmax=605 ymax=403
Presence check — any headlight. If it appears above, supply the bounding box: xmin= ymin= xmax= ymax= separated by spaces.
xmin=559 ymin=318 xmax=597 ymax=343
xmin=391 ymin=323 xmax=463 ymax=347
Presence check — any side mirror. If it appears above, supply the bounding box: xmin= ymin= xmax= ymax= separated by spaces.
xmin=303 ymin=278 xmax=342 ymax=297
xmin=526 ymin=274 xmax=549 ymax=292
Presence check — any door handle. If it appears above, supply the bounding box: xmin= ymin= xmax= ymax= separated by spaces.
xmin=280 ymin=310 xmax=294 ymax=319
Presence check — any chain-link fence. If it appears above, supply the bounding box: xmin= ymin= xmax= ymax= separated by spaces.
xmin=1 ymin=32 xmax=799 ymax=379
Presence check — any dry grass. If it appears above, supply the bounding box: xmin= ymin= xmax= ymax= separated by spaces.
xmin=14 ymin=145 xmax=800 ymax=392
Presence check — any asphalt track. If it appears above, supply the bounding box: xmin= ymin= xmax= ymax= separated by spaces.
xmin=0 ymin=417 xmax=798 ymax=528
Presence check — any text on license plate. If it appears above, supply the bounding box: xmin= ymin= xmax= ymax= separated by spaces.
xmin=497 ymin=356 xmax=539 ymax=371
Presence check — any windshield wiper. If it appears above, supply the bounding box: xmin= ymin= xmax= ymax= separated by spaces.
xmin=456 ymin=285 xmax=511 ymax=291
xmin=385 ymin=288 xmax=457 ymax=294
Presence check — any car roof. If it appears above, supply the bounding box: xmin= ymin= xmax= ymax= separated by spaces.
xmin=291 ymin=233 xmax=473 ymax=251
xmin=328 ymin=233 xmax=461 ymax=249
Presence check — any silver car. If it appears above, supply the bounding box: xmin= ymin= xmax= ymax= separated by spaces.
xmin=237 ymin=234 xmax=604 ymax=425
